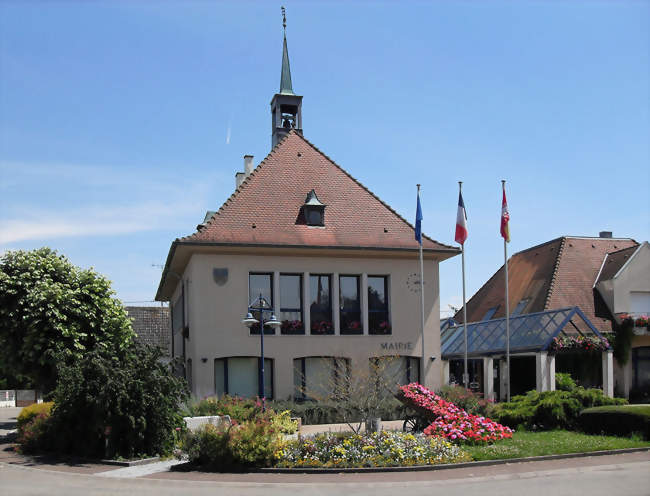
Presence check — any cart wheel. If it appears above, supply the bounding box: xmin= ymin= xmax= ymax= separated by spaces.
xmin=403 ymin=416 xmax=419 ymax=432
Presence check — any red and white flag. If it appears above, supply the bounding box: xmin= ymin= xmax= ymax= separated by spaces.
xmin=455 ymin=190 xmax=468 ymax=245
xmin=501 ymin=183 xmax=510 ymax=243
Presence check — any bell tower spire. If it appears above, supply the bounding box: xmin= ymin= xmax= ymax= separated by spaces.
xmin=280 ymin=7 xmax=293 ymax=95
xmin=271 ymin=6 xmax=303 ymax=147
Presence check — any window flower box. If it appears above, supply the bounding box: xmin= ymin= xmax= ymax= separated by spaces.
xmin=310 ymin=320 xmax=333 ymax=334
xmin=548 ymin=335 xmax=610 ymax=353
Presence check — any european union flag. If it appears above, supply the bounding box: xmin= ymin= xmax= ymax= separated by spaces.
xmin=415 ymin=191 xmax=423 ymax=245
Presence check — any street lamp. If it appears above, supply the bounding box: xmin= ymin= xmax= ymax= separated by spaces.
xmin=242 ymin=294 xmax=281 ymax=410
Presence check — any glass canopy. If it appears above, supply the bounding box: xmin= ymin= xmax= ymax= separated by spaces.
xmin=441 ymin=306 xmax=608 ymax=359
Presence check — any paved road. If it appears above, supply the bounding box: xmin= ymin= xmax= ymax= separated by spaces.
xmin=1 ymin=453 xmax=649 ymax=496
xmin=0 ymin=407 xmax=21 ymax=437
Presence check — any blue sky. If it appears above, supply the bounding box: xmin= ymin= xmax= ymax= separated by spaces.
xmin=1 ymin=1 xmax=648 ymax=315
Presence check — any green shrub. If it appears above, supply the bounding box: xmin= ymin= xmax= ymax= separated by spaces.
xmin=183 ymin=419 xmax=281 ymax=470
xmin=435 ymin=385 xmax=492 ymax=416
xmin=492 ymin=386 xmax=626 ymax=430
xmin=579 ymin=405 xmax=650 ymax=439
xmin=554 ymin=373 xmax=577 ymax=392
xmin=48 ymin=342 xmax=188 ymax=459
xmin=16 ymin=402 xmax=53 ymax=435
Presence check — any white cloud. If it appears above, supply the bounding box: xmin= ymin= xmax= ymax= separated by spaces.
xmin=0 ymin=201 xmax=198 ymax=244
xmin=0 ymin=160 xmax=226 ymax=245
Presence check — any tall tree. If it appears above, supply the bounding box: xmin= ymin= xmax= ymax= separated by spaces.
xmin=0 ymin=248 xmax=135 ymax=391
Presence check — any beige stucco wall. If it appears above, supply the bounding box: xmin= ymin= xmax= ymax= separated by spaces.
xmin=178 ymin=251 xmax=442 ymax=399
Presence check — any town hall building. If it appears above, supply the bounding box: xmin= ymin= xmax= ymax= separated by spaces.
xmin=155 ymin=26 xmax=459 ymax=399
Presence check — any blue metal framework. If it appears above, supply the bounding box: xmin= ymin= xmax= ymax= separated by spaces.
xmin=441 ymin=306 xmax=609 ymax=360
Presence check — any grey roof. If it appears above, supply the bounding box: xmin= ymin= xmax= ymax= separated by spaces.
xmin=441 ymin=306 xmax=607 ymax=359
xmin=126 ymin=306 xmax=171 ymax=357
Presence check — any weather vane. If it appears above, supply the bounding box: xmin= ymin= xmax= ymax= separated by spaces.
xmin=281 ymin=6 xmax=286 ymax=31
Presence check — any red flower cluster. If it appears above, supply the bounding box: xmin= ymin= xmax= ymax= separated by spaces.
xmin=397 ymin=383 xmax=512 ymax=445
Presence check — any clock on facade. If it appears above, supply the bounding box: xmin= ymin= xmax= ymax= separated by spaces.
xmin=406 ymin=272 xmax=425 ymax=293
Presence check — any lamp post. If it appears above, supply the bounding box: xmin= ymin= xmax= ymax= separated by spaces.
xmin=242 ymin=294 xmax=281 ymax=411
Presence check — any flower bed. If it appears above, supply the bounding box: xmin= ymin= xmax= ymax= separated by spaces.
xmin=274 ymin=431 xmax=469 ymax=468
xmin=548 ymin=335 xmax=609 ymax=353
xmin=397 ymin=383 xmax=512 ymax=444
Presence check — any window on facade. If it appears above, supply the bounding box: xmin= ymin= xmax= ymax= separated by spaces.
xmin=310 ymin=274 xmax=333 ymax=334
xmin=340 ymin=275 xmax=362 ymax=334
xmin=249 ymin=273 xmax=274 ymax=334
xmin=511 ymin=299 xmax=530 ymax=316
xmin=214 ymin=357 xmax=273 ymax=399
xmin=370 ymin=356 xmax=419 ymax=392
xmin=293 ymin=357 xmax=349 ymax=400
xmin=368 ymin=276 xmax=390 ymax=334
xmin=482 ymin=306 xmax=499 ymax=321
xmin=280 ymin=274 xmax=304 ymax=334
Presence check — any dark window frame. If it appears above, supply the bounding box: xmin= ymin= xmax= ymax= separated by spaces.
xmin=310 ymin=274 xmax=333 ymax=335
xmin=339 ymin=275 xmax=362 ymax=335
xmin=368 ymin=275 xmax=390 ymax=335
xmin=214 ymin=356 xmax=274 ymax=399
xmin=293 ymin=356 xmax=350 ymax=401
xmin=248 ymin=272 xmax=275 ymax=335
xmin=280 ymin=273 xmax=304 ymax=335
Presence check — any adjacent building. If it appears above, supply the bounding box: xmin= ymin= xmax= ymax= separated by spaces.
xmin=155 ymin=29 xmax=459 ymax=399
xmin=445 ymin=234 xmax=648 ymax=400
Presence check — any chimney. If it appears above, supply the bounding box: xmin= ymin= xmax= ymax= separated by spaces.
xmin=599 ymin=231 xmax=613 ymax=238
xmin=234 ymin=155 xmax=255 ymax=189
xmin=244 ymin=155 xmax=254 ymax=175
xmin=235 ymin=172 xmax=245 ymax=189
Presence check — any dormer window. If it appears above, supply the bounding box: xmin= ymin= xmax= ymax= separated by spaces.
xmin=303 ymin=189 xmax=326 ymax=226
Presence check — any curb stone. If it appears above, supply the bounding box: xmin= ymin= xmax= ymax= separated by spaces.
xmin=255 ymin=447 xmax=650 ymax=474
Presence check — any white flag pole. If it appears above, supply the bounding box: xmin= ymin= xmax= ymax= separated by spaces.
xmin=417 ymin=184 xmax=426 ymax=384
xmin=460 ymin=181 xmax=469 ymax=389
xmin=502 ymin=179 xmax=511 ymax=402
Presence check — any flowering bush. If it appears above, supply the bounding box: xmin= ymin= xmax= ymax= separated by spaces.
xmin=397 ymin=383 xmax=512 ymax=445
xmin=275 ymin=430 xmax=469 ymax=468
xmin=548 ymin=335 xmax=609 ymax=353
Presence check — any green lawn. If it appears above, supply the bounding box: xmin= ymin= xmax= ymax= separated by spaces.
xmin=464 ymin=430 xmax=650 ymax=461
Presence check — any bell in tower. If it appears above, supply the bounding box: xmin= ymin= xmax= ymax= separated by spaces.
xmin=270 ymin=7 xmax=303 ymax=147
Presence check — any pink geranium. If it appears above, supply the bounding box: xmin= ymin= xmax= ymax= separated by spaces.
xmin=397 ymin=383 xmax=512 ymax=445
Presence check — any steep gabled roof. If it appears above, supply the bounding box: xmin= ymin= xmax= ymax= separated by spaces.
xmin=455 ymin=236 xmax=638 ymax=333
xmin=184 ymin=130 xmax=456 ymax=253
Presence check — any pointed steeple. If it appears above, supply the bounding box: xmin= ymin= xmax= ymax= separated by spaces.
xmin=280 ymin=33 xmax=294 ymax=95
xmin=270 ymin=7 xmax=303 ymax=147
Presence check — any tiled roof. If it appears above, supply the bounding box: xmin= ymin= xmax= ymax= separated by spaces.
xmin=182 ymin=130 xmax=457 ymax=253
xmin=595 ymin=244 xmax=640 ymax=284
xmin=455 ymin=236 xmax=638 ymax=333
xmin=126 ymin=306 xmax=171 ymax=357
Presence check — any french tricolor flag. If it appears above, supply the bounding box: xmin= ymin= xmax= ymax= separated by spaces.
xmin=455 ymin=190 xmax=468 ymax=245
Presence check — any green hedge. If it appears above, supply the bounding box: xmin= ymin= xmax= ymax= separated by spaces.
xmin=267 ymin=397 xmax=408 ymax=425
xmin=491 ymin=387 xmax=626 ymax=431
xmin=579 ymin=405 xmax=650 ymax=440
